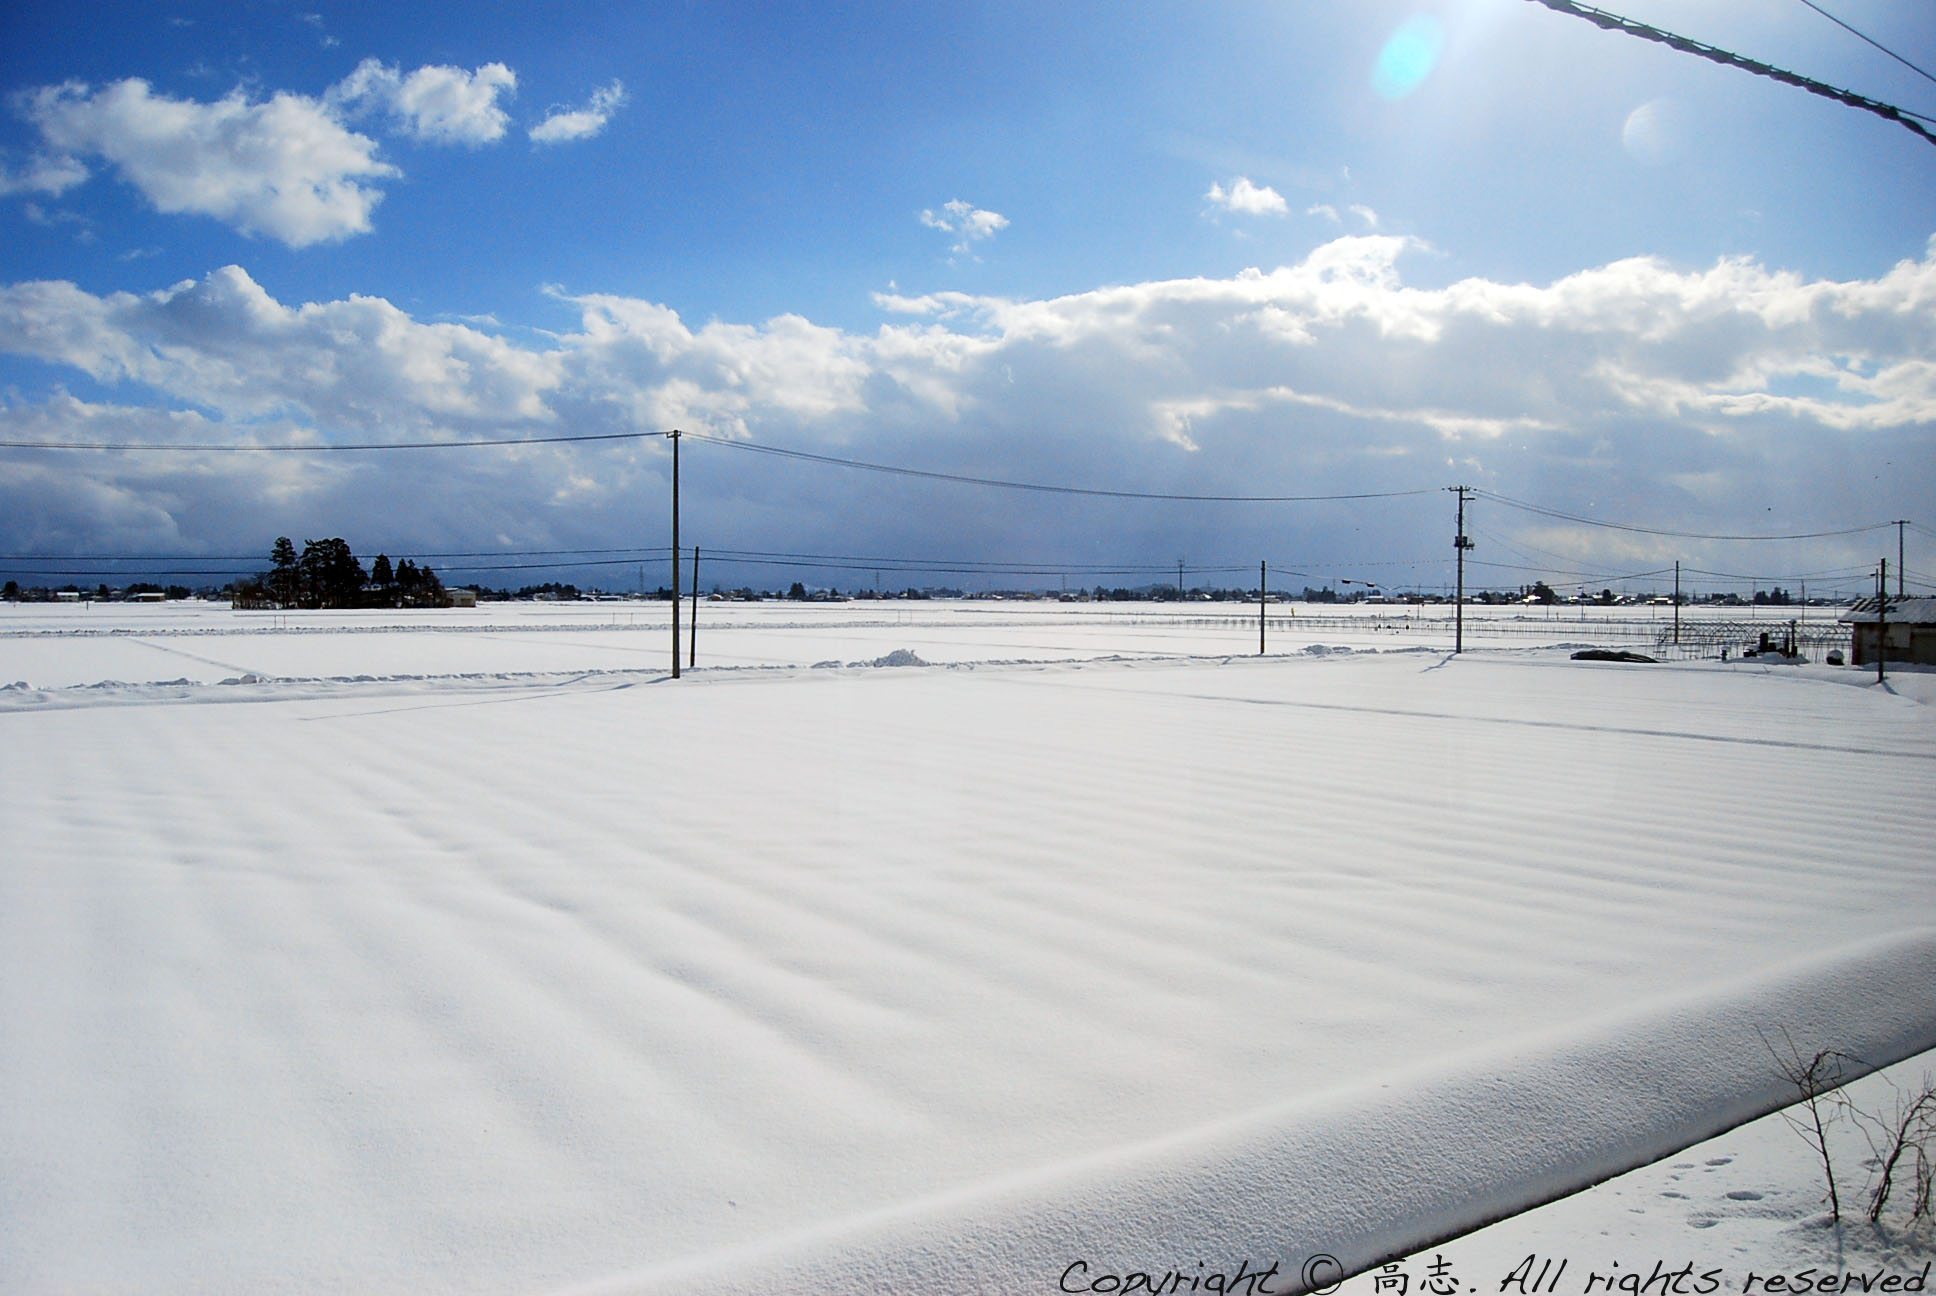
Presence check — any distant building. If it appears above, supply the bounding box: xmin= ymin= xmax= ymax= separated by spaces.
xmin=448 ymin=588 xmax=478 ymax=608
xmin=1840 ymin=597 xmax=1936 ymax=667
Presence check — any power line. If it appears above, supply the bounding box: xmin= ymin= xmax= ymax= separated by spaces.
xmin=0 ymin=546 xmax=669 ymax=563
xmin=1794 ymin=0 xmax=1936 ymax=90
xmin=1474 ymin=490 xmax=1896 ymax=541
xmin=0 ymin=417 xmax=1439 ymax=503
xmin=1468 ymin=557 xmax=1676 ymax=584
xmin=685 ymin=431 xmax=1441 ymax=504
xmin=0 ymin=418 xmax=1442 ymax=502
xmin=1526 ymin=0 xmax=1936 ymax=145
xmin=0 ymin=430 xmax=663 ymax=452
xmin=698 ymin=546 xmax=1187 ymax=574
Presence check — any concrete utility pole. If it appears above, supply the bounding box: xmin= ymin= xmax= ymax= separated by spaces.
xmin=667 ymin=429 xmax=681 ymax=679
xmin=1259 ymin=560 xmax=1267 ymax=656
xmin=1452 ymin=486 xmax=1474 ymax=654
xmin=689 ymin=545 xmax=700 ymax=671
xmin=1673 ymin=561 xmax=1680 ymax=647
xmin=1895 ymin=520 xmax=1908 ymax=597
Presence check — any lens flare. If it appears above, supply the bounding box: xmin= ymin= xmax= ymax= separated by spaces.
xmin=1374 ymin=15 xmax=1445 ymax=100
xmin=1621 ymin=98 xmax=1686 ymax=165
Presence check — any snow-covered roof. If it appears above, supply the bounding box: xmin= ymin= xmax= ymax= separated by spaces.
xmin=1839 ymin=596 xmax=1936 ymax=624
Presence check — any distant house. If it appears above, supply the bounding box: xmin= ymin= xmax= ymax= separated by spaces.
xmin=448 ymin=588 xmax=478 ymax=609
xmin=1840 ymin=597 xmax=1936 ymax=667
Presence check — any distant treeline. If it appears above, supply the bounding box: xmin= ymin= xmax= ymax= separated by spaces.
xmin=231 ymin=537 xmax=450 ymax=610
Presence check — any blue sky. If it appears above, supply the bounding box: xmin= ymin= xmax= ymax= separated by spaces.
xmin=2 ymin=0 xmax=1933 ymax=596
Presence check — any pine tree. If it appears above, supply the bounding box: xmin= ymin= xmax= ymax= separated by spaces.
xmin=268 ymin=536 xmax=300 ymax=608
xmin=298 ymin=538 xmax=366 ymax=608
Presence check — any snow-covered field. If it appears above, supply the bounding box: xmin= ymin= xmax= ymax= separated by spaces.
xmin=2 ymin=601 xmax=1931 ymax=1294
xmin=0 ymin=596 xmax=1841 ymax=688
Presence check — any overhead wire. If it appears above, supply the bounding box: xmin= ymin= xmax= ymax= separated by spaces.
xmin=1473 ymin=490 xmax=1896 ymax=541
xmin=1 ymin=421 xmax=1440 ymax=502
xmin=1524 ymin=0 xmax=1936 ymax=146
xmin=0 ymin=430 xmax=663 ymax=452
xmin=1793 ymin=0 xmax=1936 ymax=90
xmin=0 ymin=424 xmax=1913 ymax=593
xmin=681 ymin=431 xmax=1441 ymax=504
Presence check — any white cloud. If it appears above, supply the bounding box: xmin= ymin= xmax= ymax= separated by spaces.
xmin=12 ymin=61 xmax=525 ymax=245
xmin=0 ymin=151 xmax=89 ymax=197
xmin=329 ymin=58 xmax=516 ymax=146
xmin=920 ymin=199 xmax=1009 ymax=257
xmin=18 ymin=78 xmax=397 ymax=246
xmin=0 ymin=265 xmax=556 ymax=424
xmin=1305 ymin=203 xmax=1378 ymax=229
xmin=530 ymin=81 xmax=626 ymax=144
xmin=2 ymin=239 xmax=1930 ymax=575
xmin=299 ymin=13 xmax=341 ymax=49
xmin=1206 ymin=177 xmax=1288 ymax=216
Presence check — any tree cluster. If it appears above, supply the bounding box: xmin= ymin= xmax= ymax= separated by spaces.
xmin=233 ymin=537 xmax=450 ymax=609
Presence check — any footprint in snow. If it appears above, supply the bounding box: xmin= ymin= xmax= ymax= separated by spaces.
xmin=1660 ymin=1191 xmax=1687 ymax=1199
xmin=1725 ymin=1190 xmax=1764 ymax=1201
xmin=1705 ymin=1157 xmax=1732 ymax=1166
xmin=1690 ymin=1218 xmax=1719 ymax=1229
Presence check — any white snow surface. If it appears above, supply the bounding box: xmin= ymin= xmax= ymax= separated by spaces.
xmin=1345 ymin=1048 xmax=1936 ymax=1296
xmin=2 ymin=602 xmax=1932 ymax=1293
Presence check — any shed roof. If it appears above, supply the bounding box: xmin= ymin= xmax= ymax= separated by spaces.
xmin=1839 ymin=596 xmax=1936 ymax=624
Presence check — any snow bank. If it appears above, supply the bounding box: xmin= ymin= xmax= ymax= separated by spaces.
xmin=560 ymin=931 xmax=1936 ymax=1295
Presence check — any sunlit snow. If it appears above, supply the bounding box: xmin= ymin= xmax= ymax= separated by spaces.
xmin=2 ymin=600 xmax=1931 ymax=1293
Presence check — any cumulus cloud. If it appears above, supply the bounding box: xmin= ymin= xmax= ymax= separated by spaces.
xmin=0 ymin=266 xmax=556 ymax=425
xmin=17 ymin=78 xmax=398 ymax=246
xmin=10 ymin=60 xmax=523 ymax=245
xmin=1206 ymin=177 xmax=1288 ymax=216
xmin=0 ymin=151 xmax=90 ymax=197
xmin=920 ymin=199 xmax=1009 ymax=257
xmin=2 ymin=239 xmax=1931 ymax=579
xmin=530 ymin=81 xmax=626 ymax=144
xmin=329 ymin=58 xmax=516 ymax=146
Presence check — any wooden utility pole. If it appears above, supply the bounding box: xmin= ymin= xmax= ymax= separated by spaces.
xmin=667 ymin=429 xmax=681 ymax=679
xmin=1452 ymin=486 xmax=1474 ymax=654
xmin=1877 ymin=558 xmax=1888 ymax=685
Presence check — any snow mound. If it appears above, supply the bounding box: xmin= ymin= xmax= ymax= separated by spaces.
xmin=860 ymin=648 xmax=928 ymax=668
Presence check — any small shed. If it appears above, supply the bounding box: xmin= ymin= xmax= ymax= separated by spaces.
xmin=1840 ymin=596 xmax=1936 ymax=667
